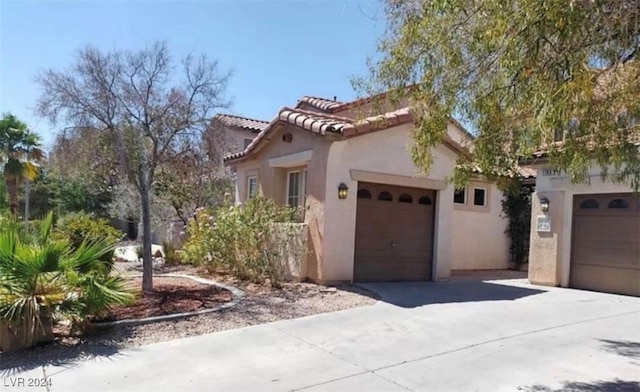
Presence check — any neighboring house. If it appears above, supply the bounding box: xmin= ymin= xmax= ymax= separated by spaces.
xmin=527 ymin=158 xmax=640 ymax=297
xmin=224 ymin=94 xmax=536 ymax=283
xmin=211 ymin=113 xmax=270 ymax=156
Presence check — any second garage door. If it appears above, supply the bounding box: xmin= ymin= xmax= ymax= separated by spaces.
xmin=353 ymin=182 xmax=436 ymax=282
xmin=571 ymin=193 xmax=640 ymax=296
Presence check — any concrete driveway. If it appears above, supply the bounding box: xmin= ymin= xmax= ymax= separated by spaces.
xmin=2 ymin=275 xmax=639 ymax=392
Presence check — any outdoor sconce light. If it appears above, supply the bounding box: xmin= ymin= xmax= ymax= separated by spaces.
xmin=338 ymin=183 xmax=349 ymax=200
xmin=540 ymin=197 xmax=550 ymax=212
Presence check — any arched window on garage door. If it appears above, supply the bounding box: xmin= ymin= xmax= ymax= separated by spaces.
xmin=357 ymin=189 xmax=372 ymax=199
xmin=398 ymin=193 xmax=413 ymax=203
xmin=579 ymin=199 xmax=599 ymax=209
xmin=608 ymin=198 xmax=629 ymax=209
xmin=378 ymin=191 xmax=393 ymax=201
xmin=418 ymin=195 xmax=432 ymax=205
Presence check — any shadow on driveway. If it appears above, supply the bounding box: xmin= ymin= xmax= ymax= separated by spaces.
xmin=357 ymin=277 xmax=546 ymax=308
xmin=599 ymin=339 xmax=640 ymax=359
xmin=518 ymin=379 xmax=640 ymax=391
xmin=0 ymin=335 xmax=130 ymax=376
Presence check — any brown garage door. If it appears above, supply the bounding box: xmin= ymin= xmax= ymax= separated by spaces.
xmin=353 ymin=182 xmax=435 ymax=282
xmin=571 ymin=193 xmax=640 ymax=296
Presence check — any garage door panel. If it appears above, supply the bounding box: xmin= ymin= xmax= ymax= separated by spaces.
xmin=354 ymin=265 xmax=430 ymax=282
xmin=355 ymin=243 xmax=431 ymax=252
xmin=571 ymin=193 xmax=640 ymax=296
xmin=573 ymin=217 xmax=639 ymax=243
xmin=571 ymin=264 xmax=640 ymax=297
xmin=572 ymin=245 xmax=640 ymax=269
xmin=354 ymin=182 xmax=435 ymax=282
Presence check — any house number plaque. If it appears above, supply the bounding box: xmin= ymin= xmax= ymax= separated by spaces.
xmin=536 ymin=215 xmax=551 ymax=232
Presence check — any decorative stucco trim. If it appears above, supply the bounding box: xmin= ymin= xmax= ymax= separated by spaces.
xmin=349 ymin=169 xmax=447 ymax=190
xmin=268 ymin=150 xmax=314 ymax=168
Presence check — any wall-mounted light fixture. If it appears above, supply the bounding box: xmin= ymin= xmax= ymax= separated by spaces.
xmin=338 ymin=183 xmax=349 ymax=200
xmin=540 ymin=197 xmax=550 ymax=212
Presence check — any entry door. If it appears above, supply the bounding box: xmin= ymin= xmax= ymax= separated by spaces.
xmin=353 ymin=182 xmax=436 ymax=282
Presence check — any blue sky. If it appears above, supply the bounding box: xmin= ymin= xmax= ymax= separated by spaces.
xmin=0 ymin=0 xmax=385 ymax=149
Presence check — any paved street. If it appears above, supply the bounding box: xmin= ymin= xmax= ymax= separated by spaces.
xmin=2 ymin=276 xmax=639 ymax=392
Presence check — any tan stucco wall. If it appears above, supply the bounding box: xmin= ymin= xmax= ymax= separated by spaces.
xmin=451 ymin=181 xmax=510 ymax=270
xmin=528 ymin=191 xmax=565 ymax=286
xmin=227 ymin=129 xmax=257 ymax=153
xmin=232 ymin=124 xmax=332 ymax=281
xmin=230 ymin=120 xmax=508 ymax=283
xmin=528 ymin=164 xmax=634 ymax=287
xmin=220 ymin=125 xmax=258 ymax=155
xmin=320 ymin=122 xmax=461 ymax=282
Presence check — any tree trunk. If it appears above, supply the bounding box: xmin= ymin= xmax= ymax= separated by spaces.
xmin=6 ymin=178 xmax=18 ymax=218
xmin=24 ymin=180 xmax=30 ymax=222
xmin=140 ymin=183 xmax=154 ymax=293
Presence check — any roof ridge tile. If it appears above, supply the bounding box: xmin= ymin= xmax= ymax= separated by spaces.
xmin=215 ymin=113 xmax=269 ymax=124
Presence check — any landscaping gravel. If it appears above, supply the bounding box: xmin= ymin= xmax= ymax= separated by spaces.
xmin=0 ymin=264 xmax=378 ymax=372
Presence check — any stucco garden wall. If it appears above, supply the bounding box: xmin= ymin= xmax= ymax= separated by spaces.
xmin=233 ymin=124 xmax=332 ymax=281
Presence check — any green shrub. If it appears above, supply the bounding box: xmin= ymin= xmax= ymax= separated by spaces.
xmin=162 ymin=239 xmax=181 ymax=265
xmin=54 ymin=213 xmax=124 ymax=262
xmin=501 ymin=183 xmax=534 ymax=266
xmin=183 ymin=197 xmax=302 ymax=287
xmin=0 ymin=213 xmax=132 ymax=349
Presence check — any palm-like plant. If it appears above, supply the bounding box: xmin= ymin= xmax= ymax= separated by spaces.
xmin=0 ymin=113 xmax=45 ymax=218
xmin=0 ymin=213 xmax=132 ymax=350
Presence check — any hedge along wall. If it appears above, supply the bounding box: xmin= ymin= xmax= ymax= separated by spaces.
xmin=270 ymin=222 xmax=308 ymax=281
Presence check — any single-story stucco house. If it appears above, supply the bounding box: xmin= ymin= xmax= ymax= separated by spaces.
xmin=223 ymin=94 xmax=536 ymax=283
xmin=527 ymin=158 xmax=640 ymax=297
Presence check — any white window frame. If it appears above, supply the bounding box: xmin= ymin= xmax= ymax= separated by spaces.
xmin=246 ymin=175 xmax=258 ymax=201
xmin=286 ymin=170 xmax=301 ymax=207
xmin=453 ymin=188 xmax=467 ymax=205
xmin=302 ymin=169 xmax=308 ymax=206
xmin=472 ymin=187 xmax=487 ymax=207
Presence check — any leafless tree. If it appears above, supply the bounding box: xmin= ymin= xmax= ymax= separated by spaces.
xmin=154 ymin=140 xmax=231 ymax=225
xmin=36 ymin=41 xmax=231 ymax=292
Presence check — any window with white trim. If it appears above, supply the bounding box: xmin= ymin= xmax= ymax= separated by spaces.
xmin=453 ymin=188 xmax=466 ymax=204
xmin=287 ymin=171 xmax=301 ymax=207
xmin=473 ymin=187 xmax=487 ymax=207
xmin=247 ymin=176 xmax=257 ymax=200
xmin=453 ymin=183 xmax=491 ymax=212
xmin=303 ymin=169 xmax=308 ymax=206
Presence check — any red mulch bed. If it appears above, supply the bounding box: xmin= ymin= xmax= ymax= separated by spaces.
xmin=96 ymin=277 xmax=233 ymax=322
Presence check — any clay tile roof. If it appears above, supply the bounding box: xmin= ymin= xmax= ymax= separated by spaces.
xmin=530 ymin=131 xmax=640 ymax=159
xmin=214 ymin=113 xmax=269 ymax=133
xmin=224 ymin=105 xmax=465 ymax=163
xmin=471 ymin=164 xmax=537 ymax=179
xmin=344 ymin=107 xmax=413 ymax=136
xmin=297 ymin=96 xmax=345 ymax=112
xmin=224 ymin=151 xmax=246 ymax=161
xmin=518 ymin=166 xmax=537 ymax=179
xmin=279 ymin=108 xmax=352 ymax=135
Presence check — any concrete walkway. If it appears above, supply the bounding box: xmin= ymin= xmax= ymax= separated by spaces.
xmin=2 ymin=277 xmax=639 ymax=392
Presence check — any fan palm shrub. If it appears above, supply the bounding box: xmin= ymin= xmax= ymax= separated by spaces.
xmin=0 ymin=213 xmax=132 ymax=351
